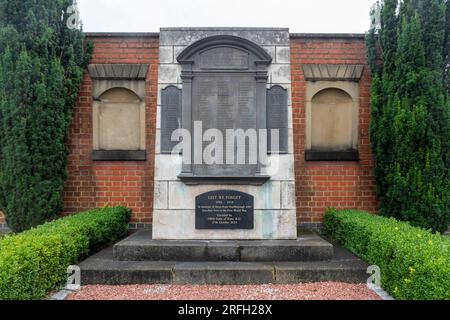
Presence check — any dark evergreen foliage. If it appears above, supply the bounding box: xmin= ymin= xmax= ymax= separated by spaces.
xmin=0 ymin=0 xmax=91 ymax=232
xmin=366 ymin=0 xmax=450 ymax=232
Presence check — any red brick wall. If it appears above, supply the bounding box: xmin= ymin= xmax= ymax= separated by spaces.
xmin=290 ymin=36 xmax=378 ymax=227
xmin=2 ymin=34 xmax=377 ymax=230
xmin=62 ymin=35 xmax=159 ymax=226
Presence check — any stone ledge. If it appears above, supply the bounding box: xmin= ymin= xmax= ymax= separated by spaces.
xmin=88 ymin=64 xmax=149 ymax=80
xmin=177 ymin=174 xmax=271 ymax=186
xmin=302 ymin=64 xmax=364 ymax=82
xmin=305 ymin=150 xmax=359 ymax=162
xmin=92 ymin=150 xmax=147 ymax=161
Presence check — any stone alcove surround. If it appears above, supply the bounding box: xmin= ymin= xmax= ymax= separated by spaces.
xmin=88 ymin=64 xmax=148 ymax=161
xmin=302 ymin=64 xmax=364 ymax=161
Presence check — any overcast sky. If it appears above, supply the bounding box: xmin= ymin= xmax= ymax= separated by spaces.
xmin=77 ymin=0 xmax=376 ymax=33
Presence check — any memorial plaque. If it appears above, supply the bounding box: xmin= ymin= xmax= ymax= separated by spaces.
xmin=176 ymin=36 xmax=272 ymax=182
xmin=267 ymin=86 xmax=288 ymax=153
xmin=195 ymin=190 xmax=254 ymax=229
xmin=161 ymin=86 xmax=182 ymax=153
xmin=193 ymin=74 xmax=257 ymax=176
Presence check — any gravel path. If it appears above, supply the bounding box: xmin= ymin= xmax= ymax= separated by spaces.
xmin=67 ymin=282 xmax=381 ymax=300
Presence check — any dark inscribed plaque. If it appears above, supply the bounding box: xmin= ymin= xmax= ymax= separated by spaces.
xmin=267 ymin=86 xmax=288 ymax=153
xmin=200 ymin=47 xmax=249 ymax=70
xmin=195 ymin=190 xmax=254 ymax=229
xmin=193 ymin=74 xmax=257 ymax=176
xmin=161 ymin=86 xmax=182 ymax=153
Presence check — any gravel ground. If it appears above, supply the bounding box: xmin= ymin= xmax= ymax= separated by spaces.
xmin=67 ymin=282 xmax=381 ymax=300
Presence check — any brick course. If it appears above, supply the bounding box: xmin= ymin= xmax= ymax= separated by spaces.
xmin=290 ymin=36 xmax=378 ymax=227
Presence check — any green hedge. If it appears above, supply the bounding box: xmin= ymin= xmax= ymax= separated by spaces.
xmin=324 ymin=209 xmax=450 ymax=300
xmin=0 ymin=207 xmax=131 ymax=300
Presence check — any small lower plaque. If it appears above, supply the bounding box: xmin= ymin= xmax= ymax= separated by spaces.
xmin=195 ymin=190 xmax=254 ymax=230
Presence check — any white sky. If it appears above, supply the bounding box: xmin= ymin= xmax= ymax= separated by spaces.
xmin=77 ymin=0 xmax=376 ymax=33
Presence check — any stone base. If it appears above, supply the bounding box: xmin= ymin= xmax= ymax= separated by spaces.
xmin=152 ymin=210 xmax=297 ymax=240
xmin=113 ymin=230 xmax=332 ymax=262
xmin=79 ymin=232 xmax=369 ymax=285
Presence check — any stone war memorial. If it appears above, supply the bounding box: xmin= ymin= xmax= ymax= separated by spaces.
xmin=0 ymin=27 xmax=378 ymax=285
xmin=49 ymin=27 xmax=378 ymax=285
xmin=153 ymin=29 xmax=298 ymax=240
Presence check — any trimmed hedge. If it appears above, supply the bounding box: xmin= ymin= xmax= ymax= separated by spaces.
xmin=0 ymin=207 xmax=131 ymax=300
xmin=324 ymin=209 xmax=450 ymax=300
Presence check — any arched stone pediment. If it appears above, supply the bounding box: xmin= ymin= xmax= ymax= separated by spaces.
xmin=177 ymin=35 xmax=272 ymax=70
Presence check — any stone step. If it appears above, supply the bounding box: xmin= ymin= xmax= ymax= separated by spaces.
xmin=113 ymin=230 xmax=334 ymax=262
xmin=79 ymin=248 xmax=369 ymax=285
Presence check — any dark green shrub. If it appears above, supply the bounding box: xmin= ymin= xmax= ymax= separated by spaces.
xmin=324 ymin=209 xmax=450 ymax=300
xmin=366 ymin=0 xmax=450 ymax=232
xmin=0 ymin=0 xmax=92 ymax=232
xmin=0 ymin=206 xmax=131 ymax=300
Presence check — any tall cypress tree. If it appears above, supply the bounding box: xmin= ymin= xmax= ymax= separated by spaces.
xmin=0 ymin=0 xmax=91 ymax=232
xmin=367 ymin=0 xmax=450 ymax=232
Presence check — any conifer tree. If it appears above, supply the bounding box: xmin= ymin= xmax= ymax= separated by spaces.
xmin=0 ymin=0 xmax=91 ymax=231
xmin=367 ymin=0 xmax=450 ymax=232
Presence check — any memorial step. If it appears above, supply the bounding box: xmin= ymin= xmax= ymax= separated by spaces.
xmin=112 ymin=230 xmax=334 ymax=262
xmin=79 ymin=248 xmax=369 ymax=285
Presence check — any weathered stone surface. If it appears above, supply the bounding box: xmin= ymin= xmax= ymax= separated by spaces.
xmin=305 ymin=81 xmax=359 ymax=152
xmin=153 ymin=181 xmax=168 ymax=209
xmin=265 ymin=155 xmax=295 ymax=181
xmin=79 ymin=248 xmax=175 ymax=285
xmin=268 ymin=64 xmax=291 ymax=83
xmin=159 ymin=46 xmax=174 ymax=64
xmin=88 ymin=64 xmax=148 ymax=79
xmin=158 ymin=65 xmax=181 ymax=83
xmin=154 ymin=129 xmax=161 ymax=154
xmin=167 ymin=182 xmax=281 ymax=210
xmin=173 ymin=262 xmax=275 ymax=285
xmin=262 ymin=46 xmax=276 ymax=61
xmin=113 ymin=230 xmax=332 ymax=262
xmin=152 ymin=210 xmax=297 ymax=240
xmin=79 ymin=239 xmax=369 ymax=285
xmin=92 ymin=79 xmax=146 ymax=100
xmin=281 ymin=181 xmax=296 ymax=209
xmin=173 ymin=46 xmax=188 ymax=60
xmin=276 ymin=46 xmax=290 ymax=64
xmin=154 ymin=155 xmax=182 ymax=180
xmin=160 ymin=28 xmax=290 ymax=46
xmin=302 ymin=64 xmax=364 ymax=82
xmin=156 ymin=106 xmax=161 ymax=129
xmin=93 ymin=87 xmax=146 ymax=152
